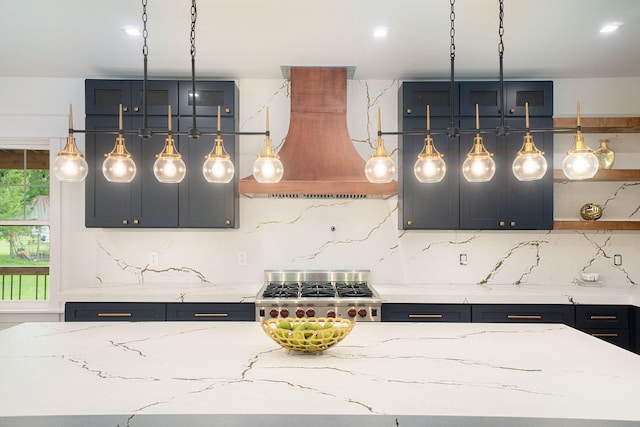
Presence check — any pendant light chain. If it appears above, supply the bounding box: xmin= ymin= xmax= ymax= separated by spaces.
xmin=140 ymin=0 xmax=151 ymax=137
xmin=188 ymin=0 xmax=200 ymax=136
xmin=447 ymin=0 xmax=458 ymax=138
xmin=497 ymin=0 xmax=508 ymax=135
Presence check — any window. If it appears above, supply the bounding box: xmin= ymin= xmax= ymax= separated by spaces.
xmin=0 ymin=149 xmax=50 ymax=300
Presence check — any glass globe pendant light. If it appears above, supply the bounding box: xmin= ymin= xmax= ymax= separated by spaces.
xmin=414 ymin=105 xmax=446 ymax=183
xmin=252 ymin=107 xmax=283 ymax=183
xmin=102 ymin=104 xmax=137 ymax=183
xmin=561 ymin=102 xmax=599 ymax=180
xmin=203 ymin=106 xmax=234 ymax=183
xmin=153 ymin=105 xmax=186 ymax=183
xmin=462 ymin=104 xmax=495 ymax=182
xmin=52 ymin=104 xmax=88 ymax=182
xmin=512 ymin=103 xmax=547 ymax=181
xmin=365 ymin=107 xmax=396 ymax=184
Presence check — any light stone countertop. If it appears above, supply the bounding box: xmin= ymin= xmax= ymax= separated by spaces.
xmin=60 ymin=282 xmax=640 ymax=306
xmin=1 ymin=321 xmax=639 ymax=426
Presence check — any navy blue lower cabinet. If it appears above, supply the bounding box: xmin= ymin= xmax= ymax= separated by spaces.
xmin=382 ymin=304 xmax=471 ymax=322
xmin=576 ymin=305 xmax=631 ymax=350
xmin=166 ymin=303 xmax=255 ymax=321
xmin=471 ymin=304 xmax=576 ymax=327
xmin=65 ymin=302 xmax=166 ymax=322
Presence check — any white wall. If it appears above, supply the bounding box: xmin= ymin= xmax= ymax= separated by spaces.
xmin=1 ymin=76 xmax=639 ymax=314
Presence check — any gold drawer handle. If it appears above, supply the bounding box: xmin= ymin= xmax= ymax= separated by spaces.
xmin=194 ymin=313 xmax=229 ymax=317
xmin=408 ymin=314 xmax=443 ymax=319
xmin=507 ymin=315 xmax=542 ymax=320
xmin=97 ymin=313 xmax=132 ymax=317
xmin=590 ymin=315 xmax=617 ymax=320
xmin=592 ymin=333 xmax=619 ymax=337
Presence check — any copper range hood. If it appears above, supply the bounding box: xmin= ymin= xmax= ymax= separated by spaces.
xmin=239 ymin=67 xmax=397 ymax=198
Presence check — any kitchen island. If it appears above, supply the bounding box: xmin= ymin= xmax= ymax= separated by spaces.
xmin=1 ymin=321 xmax=639 ymax=426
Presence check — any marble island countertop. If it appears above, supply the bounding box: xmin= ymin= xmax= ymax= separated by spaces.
xmin=1 ymin=321 xmax=639 ymax=427
xmin=60 ymin=282 xmax=640 ymax=306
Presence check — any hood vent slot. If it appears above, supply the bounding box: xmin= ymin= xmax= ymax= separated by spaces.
xmin=239 ymin=67 xmax=397 ymax=198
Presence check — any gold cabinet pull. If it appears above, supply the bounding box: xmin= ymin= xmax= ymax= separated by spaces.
xmin=97 ymin=313 xmax=132 ymax=317
xmin=194 ymin=313 xmax=229 ymax=317
xmin=507 ymin=315 xmax=542 ymax=320
xmin=407 ymin=220 xmax=413 ymax=226
xmin=122 ymin=219 xmax=128 ymax=225
xmin=499 ymin=221 xmax=505 ymax=227
xmin=590 ymin=315 xmax=617 ymax=320
xmin=592 ymin=333 xmax=619 ymax=337
xmin=122 ymin=106 xmax=129 ymax=112
xmin=134 ymin=107 xmax=140 ymax=112
xmin=133 ymin=219 xmax=139 ymax=225
xmin=406 ymin=108 xmax=412 ymax=114
xmin=225 ymin=107 xmax=231 ymax=113
xmin=510 ymin=221 xmax=516 ymax=227
xmin=409 ymin=314 xmax=443 ymax=319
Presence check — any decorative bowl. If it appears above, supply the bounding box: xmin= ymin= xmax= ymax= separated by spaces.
xmin=580 ymin=203 xmax=603 ymax=221
xmin=261 ymin=317 xmax=354 ymax=353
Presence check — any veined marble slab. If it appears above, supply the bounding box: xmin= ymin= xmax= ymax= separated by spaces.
xmin=60 ymin=282 xmax=640 ymax=306
xmin=1 ymin=322 xmax=639 ymax=426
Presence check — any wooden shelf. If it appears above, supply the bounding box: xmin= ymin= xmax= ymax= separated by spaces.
xmin=554 ymin=221 xmax=640 ymax=231
xmin=554 ymin=169 xmax=640 ymax=182
xmin=553 ymin=117 xmax=640 ymax=133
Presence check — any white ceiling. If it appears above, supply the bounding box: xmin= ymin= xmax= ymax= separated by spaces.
xmin=1 ymin=0 xmax=639 ymax=81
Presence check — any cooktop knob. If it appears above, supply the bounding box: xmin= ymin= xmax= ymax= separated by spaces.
xmin=280 ymin=308 xmax=290 ymax=318
xmin=306 ymin=308 xmax=315 ymax=317
xmin=347 ymin=308 xmax=357 ymax=318
xmin=296 ymin=309 xmax=305 ymax=318
xmin=269 ymin=309 xmax=279 ymax=318
xmin=326 ymin=310 xmax=336 ymax=318
xmin=358 ymin=309 xmax=368 ymax=318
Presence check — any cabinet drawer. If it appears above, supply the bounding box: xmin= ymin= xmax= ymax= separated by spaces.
xmin=382 ymin=304 xmax=471 ymax=322
xmin=65 ymin=302 xmax=166 ymax=322
xmin=580 ymin=329 xmax=631 ymax=350
xmin=576 ymin=305 xmax=630 ymax=329
xmin=166 ymin=303 xmax=255 ymax=321
xmin=472 ymin=304 xmax=575 ymax=327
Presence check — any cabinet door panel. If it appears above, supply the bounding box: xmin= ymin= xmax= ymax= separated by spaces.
xmin=504 ymin=117 xmax=554 ymax=230
xmin=472 ymin=304 xmax=575 ymax=327
xmin=131 ymin=80 xmax=178 ymax=116
xmin=505 ymin=81 xmax=553 ymax=117
xmin=178 ymin=116 xmax=238 ymax=228
xmin=400 ymin=82 xmax=459 ymax=118
xmin=85 ymin=80 xmax=134 ymax=115
xmin=382 ymin=304 xmax=471 ymax=322
xmin=85 ymin=115 xmax=135 ymax=227
xmin=459 ymin=117 xmax=503 ymax=229
xmin=166 ymin=303 xmax=255 ymax=321
xmin=178 ymin=81 xmax=237 ymax=117
xmin=400 ymin=117 xmax=460 ymax=229
xmin=65 ymin=302 xmax=166 ymax=321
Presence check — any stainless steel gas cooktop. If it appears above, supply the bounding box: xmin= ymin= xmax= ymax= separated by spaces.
xmin=255 ymin=270 xmax=381 ymax=322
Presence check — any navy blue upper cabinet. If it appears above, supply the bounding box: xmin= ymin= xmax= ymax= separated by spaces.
xmin=459 ymin=81 xmax=553 ymax=117
xmin=399 ymin=80 xmax=554 ymax=231
xmin=178 ymin=81 xmax=237 ymax=117
xmin=398 ymin=117 xmax=460 ymax=229
xmin=400 ymin=82 xmax=459 ymax=118
xmin=458 ymin=117 xmax=554 ymax=230
xmin=85 ymin=80 xmax=178 ymax=116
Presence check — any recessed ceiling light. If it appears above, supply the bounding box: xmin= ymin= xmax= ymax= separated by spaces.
xmin=121 ymin=26 xmax=141 ymax=37
xmin=373 ymin=26 xmax=389 ymax=38
xmin=600 ymin=22 xmax=622 ymax=33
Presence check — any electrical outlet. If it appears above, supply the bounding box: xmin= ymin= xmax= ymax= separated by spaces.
xmin=238 ymin=251 xmax=247 ymax=266
xmin=614 ymin=254 xmax=622 ymax=266
xmin=149 ymin=252 xmax=158 ymax=267
xmin=459 ymin=253 xmax=468 ymax=266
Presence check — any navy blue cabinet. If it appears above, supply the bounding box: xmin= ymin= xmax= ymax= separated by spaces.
xmin=65 ymin=302 xmax=166 ymax=321
xmin=459 ymin=116 xmax=554 ymax=230
xmin=85 ymin=79 xmax=238 ymax=228
xmin=382 ymin=304 xmax=471 ymax=322
xmin=85 ymin=114 xmax=180 ymax=227
xmin=576 ymin=305 xmax=631 ymax=350
xmin=398 ymin=80 xmax=554 ymax=230
xmin=471 ymin=304 xmax=575 ymax=327
xmin=166 ymin=303 xmax=255 ymax=321
xmin=459 ymin=81 xmax=553 ymax=117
